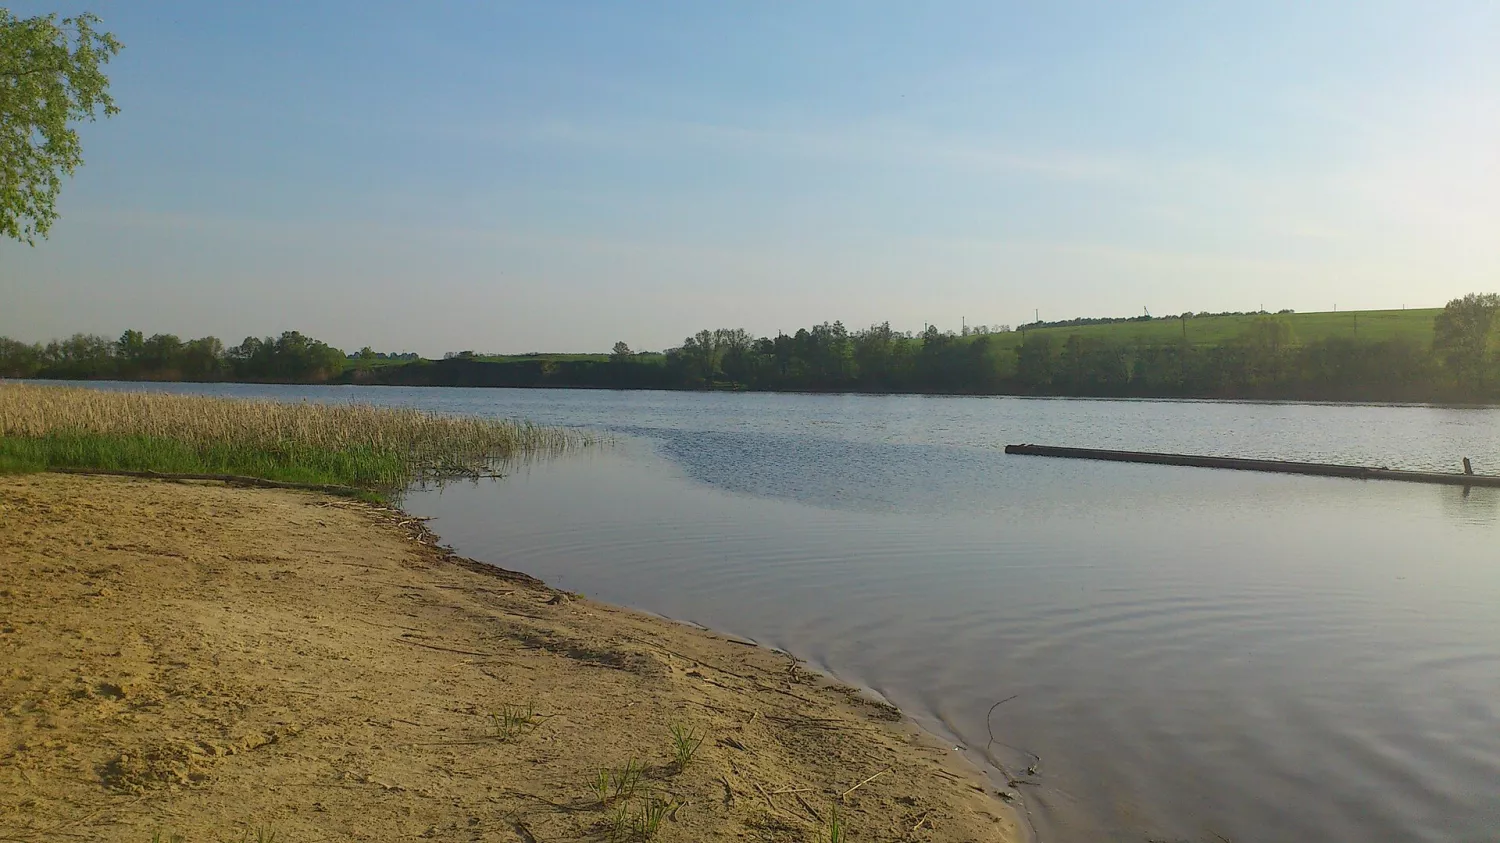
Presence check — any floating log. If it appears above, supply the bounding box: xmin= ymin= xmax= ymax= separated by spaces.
xmin=1003 ymin=444 xmax=1500 ymax=488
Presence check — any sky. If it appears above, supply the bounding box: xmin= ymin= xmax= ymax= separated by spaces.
xmin=3 ymin=1 xmax=1499 ymax=355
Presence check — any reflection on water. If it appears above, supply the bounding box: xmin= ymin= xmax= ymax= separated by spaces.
xmin=1440 ymin=484 xmax=1500 ymax=526
xmin=49 ymin=383 xmax=1500 ymax=842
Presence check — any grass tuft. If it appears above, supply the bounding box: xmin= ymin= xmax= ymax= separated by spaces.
xmin=592 ymin=767 xmax=612 ymax=805
xmin=630 ymin=796 xmax=673 ymax=840
xmin=607 ymin=802 xmax=630 ymax=841
xmin=610 ymin=758 xmax=645 ymax=802
xmin=826 ymin=802 xmax=846 ymax=843
xmin=488 ymin=702 xmax=548 ymax=742
xmin=668 ymin=722 xmax=705 ymax=772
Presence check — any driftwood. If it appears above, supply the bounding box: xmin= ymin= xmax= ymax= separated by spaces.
xmin=839 ymin=768 xmax=891 ymax=801
xmin=1005 ymin=444 xmax=1500 ymax=488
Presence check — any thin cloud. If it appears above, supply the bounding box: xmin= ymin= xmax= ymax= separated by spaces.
xmin=426 ymin=113 xmax=1133 ymax=183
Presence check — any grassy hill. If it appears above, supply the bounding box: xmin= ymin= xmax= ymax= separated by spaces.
xmin=999 ymin=308 xmax=1439 ymax=349
xmin=460 ymin=352 xmax=669 ymax=364
xmin=435 ymin=309 xmax=1442 ymax=361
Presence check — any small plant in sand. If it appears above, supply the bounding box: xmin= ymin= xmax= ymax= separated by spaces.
xmin=825 ymin=803 xmax=846 ymax=843
xmin=488 ymin=702 xmax=548 ymax=741
xmin=609 ymin=758 xmax=645 ymax=802
xmin=603 ymin=792 xmax=678 ymax=842
xmin=667 ymin=722 xmax=705 ymax=772
xmin=630 ymin=795 xmax=675 ymax=840
xmin=606 ymin=801 xmax=631 ymax=841
xmin=592 ymin=767 xmax=613 ymax=805
xmin=589 ymin=759 xmax=649 ymax=812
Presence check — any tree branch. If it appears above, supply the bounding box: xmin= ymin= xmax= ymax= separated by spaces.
xmin=0 ymin=64 xmax=70 ymax=81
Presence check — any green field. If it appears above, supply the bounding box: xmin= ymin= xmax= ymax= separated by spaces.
xmin=998 ymin=308 xmax=1439 ymax=349
xmin=349 ymin=356 xmax=420 ymax=368
xmin=472 ymin=352 xmax=611 ymax=363
xmin=467 ymin=352 xmax=669 ymax=364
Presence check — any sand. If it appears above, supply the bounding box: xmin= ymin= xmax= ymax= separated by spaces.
xmin=0 ymin=473 xmax=1019 ymax=842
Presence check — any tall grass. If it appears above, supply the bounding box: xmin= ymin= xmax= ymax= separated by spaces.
xmin=0 ymin=383 xmax=595 ymax=490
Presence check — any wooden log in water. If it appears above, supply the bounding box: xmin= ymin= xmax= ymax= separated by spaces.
xmin=1003 ymin=444 xmax=1500 ymax=488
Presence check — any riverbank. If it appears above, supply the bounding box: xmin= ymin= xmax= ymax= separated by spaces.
xmin=0 ymin=473 xmax=1020 ymax=842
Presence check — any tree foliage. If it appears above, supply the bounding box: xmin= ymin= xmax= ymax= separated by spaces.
xmin=0 ymin=9 xmax=121 ymax=243
xmin=227 ymin=332 xmax=348 ymax=380
xmin=1433 ymin=293 xmax=1500 ymax=390
xmin=8 ymin=297 xmax=1500 ymax=401
xmin=0 ymin=329 xmax=345 ymax=381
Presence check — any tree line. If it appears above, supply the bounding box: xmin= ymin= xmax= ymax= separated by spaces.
xmin=623 ymin=294 xmax=1500 ymax=401
xmin=7 ymin=295 xmax=1500 ymax=402
xmin=633 ymin=319 xmax=1430 ymax=399
xmin=0 ymin=331 xmax=349 ymax=382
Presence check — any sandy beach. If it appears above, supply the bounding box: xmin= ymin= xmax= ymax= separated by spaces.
xmin=0 ymin=473 xmax=1019 ymax=842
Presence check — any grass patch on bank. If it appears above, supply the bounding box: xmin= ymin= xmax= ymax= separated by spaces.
xmin=0 ymin=383 xmax=595 ymax=492
xmin=0 ymin=433 xmax=411 ymax=488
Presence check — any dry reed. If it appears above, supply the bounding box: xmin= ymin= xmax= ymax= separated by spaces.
xmin=0 ymin=383 xmax=596 ymax=488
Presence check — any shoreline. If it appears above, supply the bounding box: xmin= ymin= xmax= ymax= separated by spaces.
xmin=0 ymin=473 xmax=1021 ymax=842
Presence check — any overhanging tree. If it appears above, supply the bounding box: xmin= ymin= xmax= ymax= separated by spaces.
xmin=0 ymin=9 xmax=121 ymax=243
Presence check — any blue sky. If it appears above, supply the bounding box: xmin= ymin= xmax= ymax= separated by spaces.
xmin=4 ymin=1 xmax=1498 ymax=354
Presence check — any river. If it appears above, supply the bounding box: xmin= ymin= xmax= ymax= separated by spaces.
xmin=50 ymin=383 xmax=1500 ymax=842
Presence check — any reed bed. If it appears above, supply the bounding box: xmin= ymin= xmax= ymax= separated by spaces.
xmin=0 ymin=383 xmax=596 ymax=490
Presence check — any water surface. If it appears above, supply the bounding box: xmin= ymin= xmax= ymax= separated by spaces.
xmin=54 ymin=383 xmax=1500 ymax=842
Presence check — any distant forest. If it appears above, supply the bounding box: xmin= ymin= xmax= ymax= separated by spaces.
xmin=5 ymin=295 xmax=1500 ymax=403
xmin=0 ymin=331 xmax=349 ymax=382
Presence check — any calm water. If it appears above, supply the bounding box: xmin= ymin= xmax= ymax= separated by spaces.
xmin=55 ymin=383 xmax=1500 ymax=842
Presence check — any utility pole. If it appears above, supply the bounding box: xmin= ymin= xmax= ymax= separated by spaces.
xmin=1180 ymin=314 xmax=1188 ymax=385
